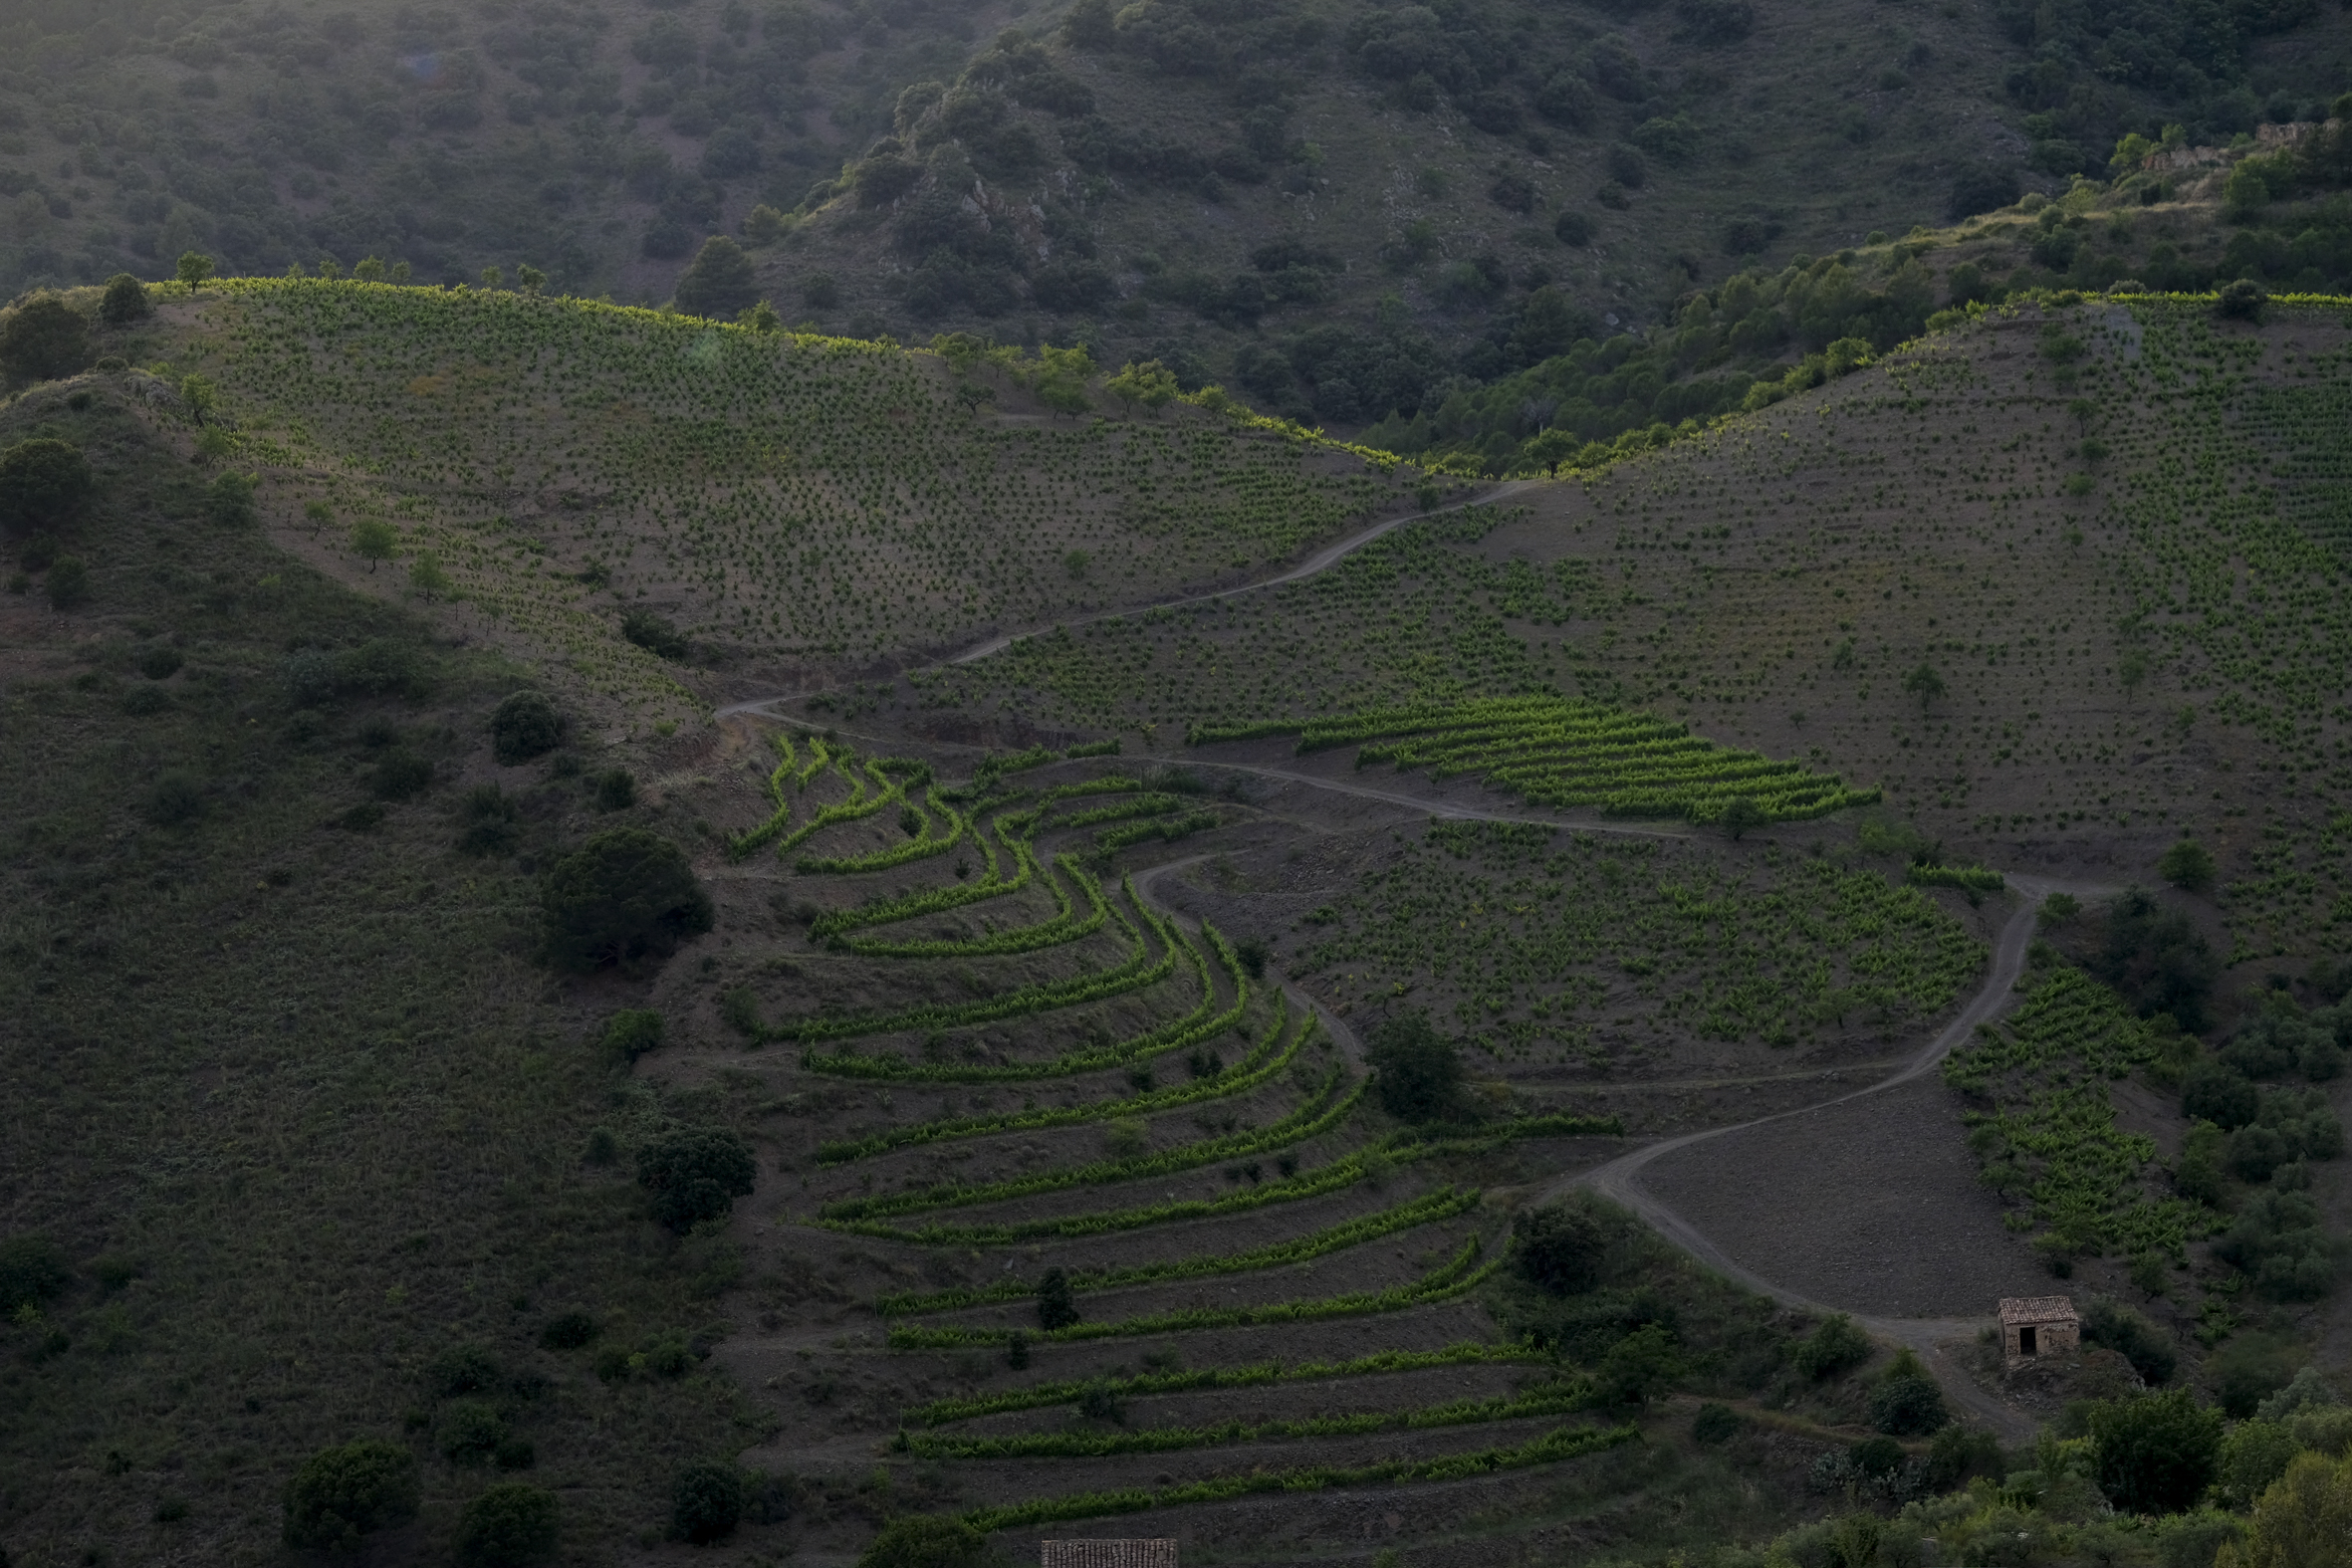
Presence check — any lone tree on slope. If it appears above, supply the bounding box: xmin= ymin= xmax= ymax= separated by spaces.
xmin=673 ymin=236 xmax=761 ymax=321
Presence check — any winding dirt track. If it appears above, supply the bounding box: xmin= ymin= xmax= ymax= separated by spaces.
xmin=714 ymin=478 xmax=2103 ymax=1438
xmin=714 ymin=480 xmax=1537 ymax=710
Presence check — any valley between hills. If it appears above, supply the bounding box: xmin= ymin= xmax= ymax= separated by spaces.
xmin=3 ymin=239 xmax=2352 ymax=1568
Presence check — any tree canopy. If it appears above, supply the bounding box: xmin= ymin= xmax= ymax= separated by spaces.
xmin=674 ymin=236 xmax=762 ymax=320
xmin=540 ymin=828 xmax=713 ymax=972
xmin=0 ymin=297 xmax=92 ymax=383
xmin=0 ymin=439 xmax=95 ymax=531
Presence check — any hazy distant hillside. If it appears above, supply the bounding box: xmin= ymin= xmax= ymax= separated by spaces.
xmin=2 ymin=0 xmax=2346 ymax=374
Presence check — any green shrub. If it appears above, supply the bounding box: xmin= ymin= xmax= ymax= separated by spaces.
xmin=206 ymin=471 xmax=257 ymax=528
xmin=601 ymin=1008 xmax=665 ymax=1061
xmin=1794 ymin=1313 xmax=1872 ymax=1380
xmin=1037 ymin=1267 xmax=1080 ymax=1330
xmin=857 ymin=1513 xmax=990 ymax=1568
xmin=101 ymin=273 xmax=153 ymax=326
xmin=720 ymin=987 xmax=761 ymax=1036
xmin=456 ymin=1481 xmax=560 ymax=1567
xmin=372 ymin=750 xmax=434 ymax=800
xmin=428 ymin=1341 xmax=503 ymax=1397
xmin=1595 ymin=1322 xmax=1681 ymax=1407
xmin=592 ymin=768 xmax=638 ymax=811
xmin=456 ymin=784 xmax=520 ymax=857
xmin=621 ymin=607 xmax=690 ymax=661
xmin=1692 ymin=1402 xmax=1744 ymax=1444
xmin=1365 ymin=1010 xmax=1463 ymax=1123
xmin=0 ymin=1233 xmax=70 ymax=1312
xmin=282 ymin=1440 xmax=419 ymax=1550
xmin=2159 ymin=838 xmax=2217 ymax=893
xmin=0 ymin=296 xmax=92 ymax=383
xmin=635 ymin=1127 xmax=758 ymax=1232
xmin=670 ymin=1460 xmax=745 ymax=1543
xmin=2213 ymin=1418 xmax=2302 ymax=1508
xmin=2089 ymin=1389 xmax=2222 ymax=1514
xmin=491 ymin=691 xmax=563 ymax=765
xmin=1513 ymin=1199 xmax=1609 ymax=1295
xmin=135 ymin=644 xmax=183 ymax=680
xmin=436 ymin=1399 xmax=508 ymax=1464
xmin=1868 ymin=1352 xmax=1948 ymax=1436
xmin=2183 ymin=1062 xmax=2258 ymax=1130
xmin=539 ymin=1311 xmax=597 ymax=1350
xmin=540 ymin=828 xmax=713 ymax=972
xmin=1924 ymin=1423 xmax=2005 ymax=1489
xmin=2084 ymin=1298 xmax=2178 ymax=1385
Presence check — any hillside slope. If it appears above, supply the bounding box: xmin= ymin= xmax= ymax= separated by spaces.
xmin=932 ymin=291 xmax=2352 ymax=969
xmin=90 ymin=277 xmax=1404 ymax=722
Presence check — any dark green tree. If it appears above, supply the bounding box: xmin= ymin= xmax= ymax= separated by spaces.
xmin=101 ymin=273 xmax=153 ymax=325
xmin=1868 ymin=1351 xmax=1949 ymax=1436
xmin=0 ymin=438 xmax=94 ymax=530
xmin=282 ymin=1441 xmax=420 ymax=1550
xmin=1060 ymin=0 xmax=1115 ymax=48
xmin=176 ymin=251 xmax=216 ymax=290
xmin=635 ymin=1127 xmax=758 ymax=1232
xmin=0 ymin=296 xmax=92 ymax=383
xmin=1512 ymin=1199 xmax=1610 ymax=1295
xmin=670 ymin=1460 xmax=745 ymax=1544
xmin=1903 ymin=661 xmax=1947 ymax=713
xmin=540 ymin=827 xmax=714 ymax=972
xmin=621 ymin=607 xmax=690 ymax=660
xmin=1720 ymin=797 xmax=1765 ymax=840
xmin=1365 ymin=1010 xmax=1464 ymax=1123
xmin=491 ymin=690 xmax=563 ymax=764
xmin=2089 ymin=1389 xmax=2223 ymax=1514
xmin=673 ymin=236 xmax=761 ymax=320
xmin=1595 ymin=1323 xmax=1681 ymax=1407
xmin=1794 ymin=1313 xmax=1872 ymax=1379
xmin=857 ymin=1514 xmax=991 ymax=1568
xmin=455 ymin=1481 xmax=561 ymax=1566
xmin=1037 ymin=1266 xmax=1080 ymax=1330
xmin=2159 ymin=838 xmax=2217 ymax=894
xmin=601 ymin=1008 xmax=665 ymax=1061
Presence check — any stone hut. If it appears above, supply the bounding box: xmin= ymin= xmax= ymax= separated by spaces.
xmin=1040 ymin=1542 xmax=1178 ymax=1568
xmin=1040 ymin=1542 xmax=1176 ymax=1568
xmin=1999 ymin=1295 xmax=2080 ymax=1362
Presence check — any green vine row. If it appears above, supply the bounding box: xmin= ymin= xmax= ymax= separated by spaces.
xmin=874 ymin=1186 xmax=1482 ymax=1318
xmin=801 ymin=914 xmax=1256 ymax=1084
xmin=903 ymin=1339 xmax=1539 ymax=1426
xmin=817 ymin=998 xmax=1301 ymax=1163
xmin=886 ymin=1235 xmax=1500 ymax=1346
xmin=900 ymin=1384 xmax=1592 ymax=1459
xmin=958 ymin=1423 xmax=1640 ymax=1533
xmin=796 ymin=786 xmax=967 ymax=875
xmin=816 ymin=1065 xmax=1361 ymax=1224
xmin=836 ymin=1113 xmax=1619 ymax=1244
xmin=760 ymin=878 xmax=1176 ymax=1047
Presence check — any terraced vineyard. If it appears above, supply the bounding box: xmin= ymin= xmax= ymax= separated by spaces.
xmin=622 ymin=715 xmax=2017 ymax=1555
xmin=694 ymin=735 xmax=1645 ymax=1539
xmin=157 ymin=279 xmax=1399 ymax=713
xmin=1192 ymin=695 xmax=1879 ymax=824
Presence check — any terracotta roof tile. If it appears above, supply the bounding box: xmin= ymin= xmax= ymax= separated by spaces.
xmin=1040 ymin=1540 xmax=1180 ymax=1568
xmin=1998 ymin=1295 xmax=2078 ymax=1326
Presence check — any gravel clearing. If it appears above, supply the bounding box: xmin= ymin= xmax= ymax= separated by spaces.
xmin=1638 ymin=1074 xmax=2053 ymax=1318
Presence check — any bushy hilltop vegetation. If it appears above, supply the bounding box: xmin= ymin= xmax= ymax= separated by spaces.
xmin=3 ymin=0 xmax=2347 ymax=381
